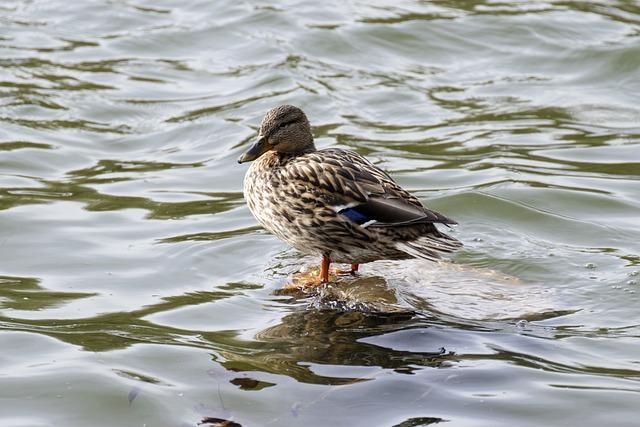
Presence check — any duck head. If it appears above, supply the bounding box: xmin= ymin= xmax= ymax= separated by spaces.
xmin=238 ymin=105 xmax=316 ymax=163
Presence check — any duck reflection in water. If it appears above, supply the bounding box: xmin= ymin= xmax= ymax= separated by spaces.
xmin=218 ymin=305 xmax=451 ymax=386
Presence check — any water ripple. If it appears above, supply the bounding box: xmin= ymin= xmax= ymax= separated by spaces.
xmin=1 ymin=1 xmax=639 ymax=426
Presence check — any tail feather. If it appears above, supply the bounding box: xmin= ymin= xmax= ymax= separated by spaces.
xmin=395 ymin=232 xmax=462 ymax=261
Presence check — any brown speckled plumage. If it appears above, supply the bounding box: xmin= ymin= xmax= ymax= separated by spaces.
xmin=239 ymin=105 xmax=461 ymax=273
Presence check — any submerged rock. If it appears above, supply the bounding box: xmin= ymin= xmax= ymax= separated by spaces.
xmin=275 ymin=258 xmax=562 ymax=321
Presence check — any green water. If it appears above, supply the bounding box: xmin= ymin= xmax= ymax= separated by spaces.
xmin=1 ymin=1 xmax=639 ymax=426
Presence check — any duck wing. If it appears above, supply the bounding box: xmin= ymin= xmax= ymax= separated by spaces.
xmin=349 ymin=196 xmax=457 ymax=228
xmin=290 ymin=148 xmax=457 ymax=228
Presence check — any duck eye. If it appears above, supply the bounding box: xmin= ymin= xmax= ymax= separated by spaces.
xmin=277 ymin=120 xmax=294 ymax=131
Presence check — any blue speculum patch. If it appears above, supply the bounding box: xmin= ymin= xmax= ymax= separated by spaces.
xmin=338 ymin=207 xmax=370 ymax=224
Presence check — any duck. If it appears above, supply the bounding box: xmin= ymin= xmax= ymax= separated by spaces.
xmin=238 ymin=105 xmax=461 ymax=284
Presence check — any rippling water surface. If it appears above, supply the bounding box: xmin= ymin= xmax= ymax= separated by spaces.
xmin=1 ymin=1 xmax=640 ymax=426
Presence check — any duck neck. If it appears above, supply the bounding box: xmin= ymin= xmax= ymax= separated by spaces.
xmin=287 ymin=139 xmax=317 ymax=157
xmin=300 ymin=142 xmax=317 ymax=154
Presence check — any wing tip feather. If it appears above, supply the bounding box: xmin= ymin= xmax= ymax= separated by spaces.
xmin=395 ymin=233 xmax=462 ymax=261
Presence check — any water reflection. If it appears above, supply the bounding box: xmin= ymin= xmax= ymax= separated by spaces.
xmin=0 ymin=275 xmax=94 ymax=311
xmin=0 ymin=178 xmax=244 ymax=219
xmin=0 ymin=289 xmax=233 ymax=351
xmin=219 ymin=309 xmax=447 ymax=386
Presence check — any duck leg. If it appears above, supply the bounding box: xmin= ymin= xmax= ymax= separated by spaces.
xmin=336 ymin=263 xmax=359 ymax=276
xmin=283 ymin=257 xmax=356 ymax=290
xmin=319 ymin=255 xmax=331 ymax=283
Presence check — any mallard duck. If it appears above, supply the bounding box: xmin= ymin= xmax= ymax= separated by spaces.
xmin=238 ymin=105 xmax=461 ymax=283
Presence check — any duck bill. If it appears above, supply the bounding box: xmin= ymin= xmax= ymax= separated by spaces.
xmin=238 ymin=136 xmax=271 ymax=164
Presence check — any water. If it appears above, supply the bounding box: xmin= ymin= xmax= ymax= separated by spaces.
xmin=1 ymin=1 xmax=639 ymax=426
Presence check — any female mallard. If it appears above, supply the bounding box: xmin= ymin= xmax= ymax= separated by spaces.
xmin=239 ymin=105 xmax=461 ymax=284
